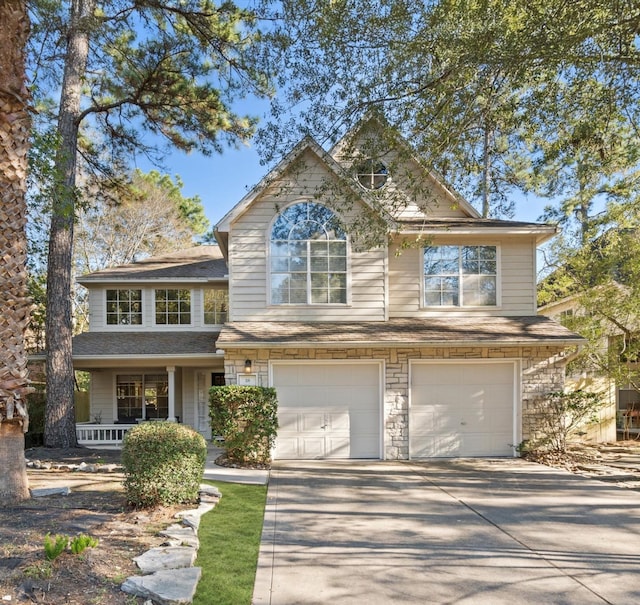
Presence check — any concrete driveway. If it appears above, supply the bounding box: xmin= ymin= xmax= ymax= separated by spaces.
xmin=252 ymin=458 xmax=640 ymax=605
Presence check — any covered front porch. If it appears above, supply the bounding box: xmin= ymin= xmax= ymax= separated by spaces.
xmin=71 ymin=331 xmax=226 ymax=445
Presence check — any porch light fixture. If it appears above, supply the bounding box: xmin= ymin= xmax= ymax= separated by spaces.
xmin=244 ymin=359 xmax=252 ymax=374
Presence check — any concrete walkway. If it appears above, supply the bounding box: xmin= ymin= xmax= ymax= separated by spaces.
xmin=253 ymin=458 xmax=640 ymax=605
xmin=203 ymin=446 xmax=269 ymax=485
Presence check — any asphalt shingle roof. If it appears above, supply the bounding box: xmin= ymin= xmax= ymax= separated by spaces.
xmin=216 ymin=316 xmax=584 ymax=347
xmin=397 ymin=217 xmax=553 ymax=230
xmin=77 ymin=246 xmax=227 ymax=282
xmin=72 ymin=331 xmax=220 ymax=357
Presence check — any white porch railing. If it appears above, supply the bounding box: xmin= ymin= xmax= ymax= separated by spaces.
xmin=76 ymin=423 xmax=133 ymax=446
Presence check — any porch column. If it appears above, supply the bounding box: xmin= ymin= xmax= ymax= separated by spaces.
xmin=166 ymin=366 xmax=176 ymax=422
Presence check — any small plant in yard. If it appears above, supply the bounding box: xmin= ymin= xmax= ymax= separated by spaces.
xmin=43 ymin=533 xmax=69 ymax=561
xmin=70 ymin=534 xmax=99 ymax=554
xmin=23 ymin=561 xmax=53 ymax=580
xmin=209 ymin=386 xmax=278 ymax=465
xmin=121 ymin=421 xmax=207 ymax=508
xmin=524 ymin=390 xmax=603 ymax=454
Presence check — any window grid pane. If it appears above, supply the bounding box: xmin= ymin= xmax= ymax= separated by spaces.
xmin=423 ymin=246 xmax=497 ymax=307
xmin=270 ymin=202 xmax=347 ymax=305
xmin=155 ymin=289 xmax=191 ymax=324
xmin=204 ymin=289 xmax=229 ymax=324
xmin=106 ymin=289 xmax=142 ymax=325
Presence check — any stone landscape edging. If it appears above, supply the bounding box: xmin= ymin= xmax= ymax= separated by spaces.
xmin=121 ymin=483 xmax=222 ymax=605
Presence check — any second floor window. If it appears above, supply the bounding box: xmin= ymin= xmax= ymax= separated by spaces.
xmin=203 ymin=289 xmax=228 ymax=324
xmin=270 ymin=202 xmax=347 ymax=305
xmin=423 ymin=245 xmax=497 ymax=307
xmin=155 ymin=288 xmax=191 ymax=324
xmin=106 ymin=289 xmax=142 ymax=325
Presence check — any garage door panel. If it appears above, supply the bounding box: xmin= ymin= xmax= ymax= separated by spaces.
xmin=412 ymin=365 xmax=461 ymax=385
xmin=275 ymin=437 xmax=302 ymax=459
xmin=412 ymin=407 xmax=458 ymax=432
xmin=324 ymin=437 xmax=351 ymax=458
xmin=412 ymin=434 xmax=462 ymax=457
xmin=348 ymin=435 xmax=381 ymax=458
xmin=349 ymin=411 xmax=379 ymax=433
xmin=410 ymin=362 xmax=515 ymax=458
xmin=331 ymin=364 xmax=379 ymax=385
xmin=273 ymin=363 xmax=380 ymax=460
xmin=300 ymin=411 xmax=327 ymax=432
xmin=300 ymin=438 xmax=326 ymax=458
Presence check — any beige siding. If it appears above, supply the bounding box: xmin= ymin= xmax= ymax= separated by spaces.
xmin=331 ymin=132 xmax=470 ymax=220
xmin=229 ymin=150 xmax=387 ymax=321
xmin=86 ymin=287 xmax=104 ymax=331
xmin=388 ymin=236 xmax=537 ymax=317
xmin=89 ymin=372 xmax=115 ymax=422
xmin=500 ymin=238 xmax=537 ymax=314
xmin=85 ymin=283 xmax=227 ymax=332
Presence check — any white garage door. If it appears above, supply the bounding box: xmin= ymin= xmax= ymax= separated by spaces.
xmin=272 ymin=362 xmax=381 ymax=459
xmin=410 ymin=362 xmax=516 ymax=457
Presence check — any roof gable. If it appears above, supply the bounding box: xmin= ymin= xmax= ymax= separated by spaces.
xmin=215 ymin=118 xmax=556 ymax=253
xmin=329 ymin=115 xmax=481 ymax=220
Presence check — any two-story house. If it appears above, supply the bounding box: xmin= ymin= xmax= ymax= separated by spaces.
xmin=72 ymin=120 xmax=584 ymax=458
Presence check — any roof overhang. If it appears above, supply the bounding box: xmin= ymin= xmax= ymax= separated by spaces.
xmin=215 ymin=317 xmax=585 ymax=349
xmin=33 ymin=331 xmax=225 ymax=369
xmin=70 ymin=354 xmax=224 ymax=370
xmin=398 ymin=224 xmax=557 ymax=245
xmin=78 ymin=277 xmax=228 ymax=285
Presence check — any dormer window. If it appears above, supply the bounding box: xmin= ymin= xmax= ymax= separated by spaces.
xmin=270 ymin=202 xmax=347 ymax=305
xmin=356 ymin=159 xmax=389 ymax=190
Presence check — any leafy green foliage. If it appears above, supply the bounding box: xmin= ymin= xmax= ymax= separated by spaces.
xmin=539 ymin=220 xmax=640 ymax=399
xmin=30 ymin=0 xmax=273 ymax=448
xmin=44 ymin=534 xmax=69 ymax=561
xmin=525 ymin=390 xmax=603 ymax=454
xmin=257 ymin=0 xmax=640 ymax=221
xmin=43 ymin=533 xmax=98 ymax=560
xmin=70 ymin=534 xmax=99 ymax=555
xmin=121 ymin=422 xmax=207 ymax=508
xmin=209 ymin=386 xmax=278 ymax=465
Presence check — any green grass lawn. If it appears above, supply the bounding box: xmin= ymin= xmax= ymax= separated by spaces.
xmin=193 ymin=481 xmax=268 ymax=605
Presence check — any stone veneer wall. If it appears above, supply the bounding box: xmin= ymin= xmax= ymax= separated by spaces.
xmin=224 ymin=345 xmax=568 ymax=459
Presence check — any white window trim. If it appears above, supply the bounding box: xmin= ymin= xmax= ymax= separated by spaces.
xmin=266 ymin=200 xmax=351 ymax=307
xmin=152 ymin=287 xmax=194 ymax=327
xmin=202 ymin=287 xmax=229 ymax=326
xmin=419 ymin=244 xmax=502 ymax=309
xmin=103 ymin=288 xmax=146 ymax=330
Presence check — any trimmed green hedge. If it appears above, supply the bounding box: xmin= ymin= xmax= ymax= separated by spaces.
xmin=209 ymin=386 xmax=278 ymax=465
xmin=121 ymin=422 xmax=207 ymax=508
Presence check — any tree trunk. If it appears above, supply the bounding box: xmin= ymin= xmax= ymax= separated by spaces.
xmin=0 ymin=0 xmax=32 ymax=503
xmin=44 ymin=0 xmax=95 ymax=448
xmin=0 ymin=423 xmax=30 ymax=503
xmin=481 ymin=125 xmax=492 ymax=218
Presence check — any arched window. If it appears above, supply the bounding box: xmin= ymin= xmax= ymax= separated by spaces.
xmin=270 ymin=202 xmax=347 ymax=304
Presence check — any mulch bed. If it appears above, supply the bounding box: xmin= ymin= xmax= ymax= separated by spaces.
xmin=0 ymin=447 xmax=183 ymax=605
